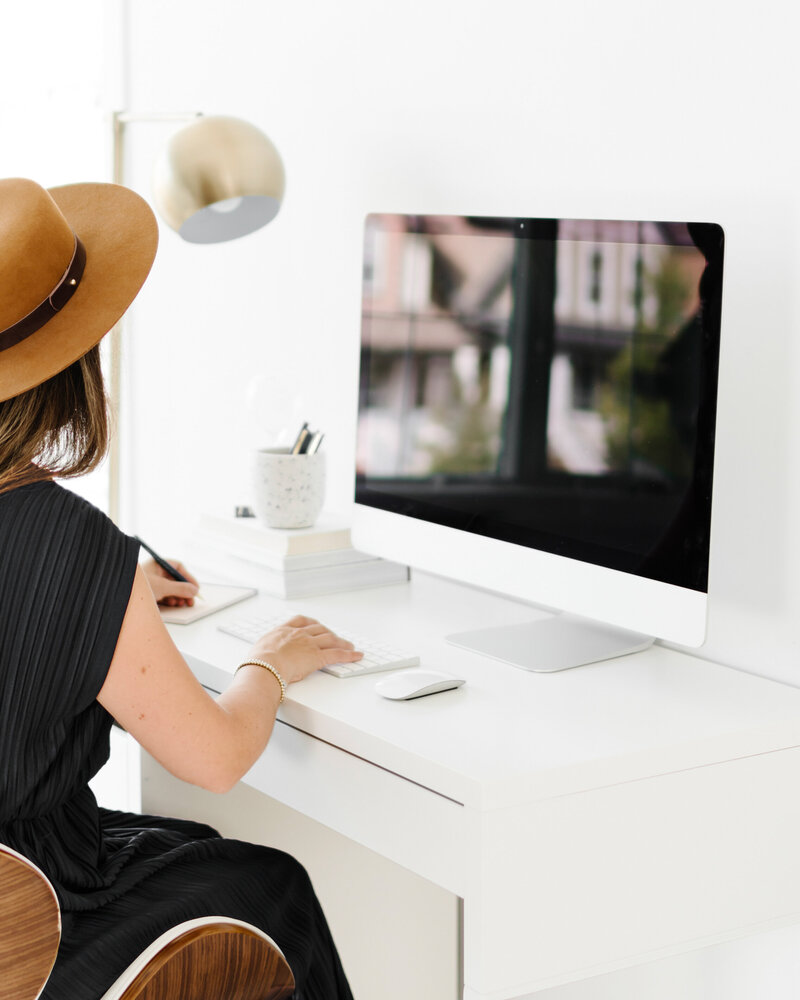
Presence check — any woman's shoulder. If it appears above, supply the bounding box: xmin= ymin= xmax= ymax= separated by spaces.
xmin=0 ymin=480 xmax=133 ymax=556
xmin=2 ymin=478 xmax=102 ymax=521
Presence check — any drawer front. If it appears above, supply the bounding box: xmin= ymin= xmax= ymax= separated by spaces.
xmin=246 ymin=719 xmax=470 ymax=896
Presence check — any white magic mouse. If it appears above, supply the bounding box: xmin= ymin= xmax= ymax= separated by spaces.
xmin=375 ymin=669 xmax=465 ymax=701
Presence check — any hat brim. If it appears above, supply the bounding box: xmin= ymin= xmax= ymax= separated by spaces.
xmin=0 ymin=182 xmax=158 ymax=402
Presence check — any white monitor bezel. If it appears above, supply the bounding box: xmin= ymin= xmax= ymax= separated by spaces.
xmin=352 ymin=503 xmax=707 ymax=647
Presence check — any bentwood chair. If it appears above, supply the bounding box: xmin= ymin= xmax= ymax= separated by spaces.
xmin=0 ymin=843 xmax=295 ymax=1000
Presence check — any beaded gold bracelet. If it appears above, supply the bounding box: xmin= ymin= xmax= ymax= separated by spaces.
xmin=236 ymin=658 xmax=287 ymax=703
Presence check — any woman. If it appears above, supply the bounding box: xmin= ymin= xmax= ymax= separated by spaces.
xmin=0 ymin=178 xmax=362 ymax=998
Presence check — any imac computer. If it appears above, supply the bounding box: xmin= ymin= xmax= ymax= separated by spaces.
xmin=352 ymin=214 xmax=724 ymax=671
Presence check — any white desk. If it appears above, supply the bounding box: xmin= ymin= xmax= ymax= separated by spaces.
xmin=167 ymin=569 xmax=800 ymax=1000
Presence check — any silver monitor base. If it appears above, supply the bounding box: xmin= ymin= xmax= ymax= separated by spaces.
xmin=446 ymin=613 xmax=654 ymax=672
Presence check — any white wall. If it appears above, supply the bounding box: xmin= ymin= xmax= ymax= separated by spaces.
xmin=117 ymin=0 xmax=800 ymax=689
xmin=0 ymin=0 xmax=111 ymax=510
xmin=0 ymin=3 xmax=105 ymax=185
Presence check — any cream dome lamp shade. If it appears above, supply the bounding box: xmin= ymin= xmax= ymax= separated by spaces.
xmin=151 ymin=115 xmax=286 ymax=243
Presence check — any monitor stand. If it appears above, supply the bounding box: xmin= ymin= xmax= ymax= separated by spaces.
xmin=446 ymin=613 xmax=654 ymax=672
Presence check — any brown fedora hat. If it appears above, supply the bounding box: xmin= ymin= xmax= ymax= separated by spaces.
xmin=0 ymin=178 xmax=158 ymax=402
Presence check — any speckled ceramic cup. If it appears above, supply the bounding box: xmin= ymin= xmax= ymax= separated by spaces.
xmin=252 ymin=447 xmax=326 ymax=529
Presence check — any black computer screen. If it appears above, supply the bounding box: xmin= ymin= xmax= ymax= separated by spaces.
xmin=356 ymin=215 xmax=724 ymax=593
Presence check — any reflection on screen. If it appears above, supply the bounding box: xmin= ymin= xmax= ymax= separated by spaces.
xmin=356 ymin=215 xmax=723 ymax=592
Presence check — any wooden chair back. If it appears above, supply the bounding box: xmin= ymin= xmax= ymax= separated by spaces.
xmin=0 ymin=842 xmax=295 ymax=1000
xmin=0 ymin=844 xmax=61 ymax=1000
xmin=101 ymin=917 xmax=296 ymax=1000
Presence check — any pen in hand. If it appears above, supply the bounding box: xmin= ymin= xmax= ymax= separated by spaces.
xmin=134 ymin=536 xmax=203 ymax=604
xmin=134 ymin=536 xmax=189 ymax=582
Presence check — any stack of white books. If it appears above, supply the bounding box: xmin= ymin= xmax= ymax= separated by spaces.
xmin=191 ymin=512 xmax=410 ymax=599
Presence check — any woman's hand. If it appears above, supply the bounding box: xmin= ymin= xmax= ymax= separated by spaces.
xmin=247 ymin=615 xmax=363 ymax=685
xmin=142 ymin=558 xmax=200 ymax=607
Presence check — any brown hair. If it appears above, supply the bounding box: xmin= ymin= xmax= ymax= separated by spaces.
xmin=0 ymin=346 xmax=109 ymax=494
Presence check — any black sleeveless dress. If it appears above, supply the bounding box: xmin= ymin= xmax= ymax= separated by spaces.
xmin=0 ymin=480 xmax=353 ymax=1000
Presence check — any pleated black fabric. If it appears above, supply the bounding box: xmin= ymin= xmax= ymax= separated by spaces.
xmin=0 ymin=481 xmax=354 ymax=1000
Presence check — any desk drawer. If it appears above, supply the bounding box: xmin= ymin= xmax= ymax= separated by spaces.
xmin=188 ymin=650 xmax=469 ymax=894
xmin=245 ymin=718 xmax=469 ymax=896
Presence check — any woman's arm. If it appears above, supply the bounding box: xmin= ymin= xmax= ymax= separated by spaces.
xmin=97 ymin=565 xmax=361 ymax=793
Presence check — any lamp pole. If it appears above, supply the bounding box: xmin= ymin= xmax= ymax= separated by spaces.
xmin=107 ymin=110 xmax=200 ymax=524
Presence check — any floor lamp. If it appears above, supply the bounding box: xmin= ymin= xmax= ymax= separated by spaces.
xmin=108 ymin=111 xmax=285 ymax=523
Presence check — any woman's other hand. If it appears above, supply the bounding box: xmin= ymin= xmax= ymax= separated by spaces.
xmin=247 ymin=615 xmax=363 ymax=685
xmin=142 ymin=558 xmax=200 ymax=607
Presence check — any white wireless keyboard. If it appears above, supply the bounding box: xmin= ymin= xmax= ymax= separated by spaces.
xmin=217 ymin=614 xmax=420 ymax=678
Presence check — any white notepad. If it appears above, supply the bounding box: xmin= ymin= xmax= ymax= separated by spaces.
xmin=159 ymin=583 xmax=257 ymax=625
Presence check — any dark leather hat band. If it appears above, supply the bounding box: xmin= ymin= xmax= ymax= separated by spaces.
xmin=0 ymin=235 xmax=86 ymax=353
